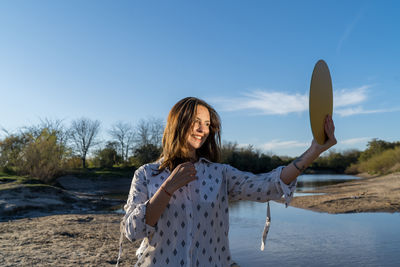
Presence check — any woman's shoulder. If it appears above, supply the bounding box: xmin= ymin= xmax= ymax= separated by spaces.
xmin=201 ymin=160 xmax=241 ymax=174
xmin=198 ymin=157 xmax=227 ymax=170
xmin=136 ymin=160 xmax=162 ymax=176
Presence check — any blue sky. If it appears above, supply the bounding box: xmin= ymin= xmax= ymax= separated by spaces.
xmin=1 ymin=0 xmax=399 ymax=157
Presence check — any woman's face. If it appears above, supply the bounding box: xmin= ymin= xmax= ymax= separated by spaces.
xmin=186 ymin=105 xmax=210 ymax=153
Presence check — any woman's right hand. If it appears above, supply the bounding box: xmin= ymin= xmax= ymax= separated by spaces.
xmin=310 ymin=114 xmax=337 ymax=155
xmin=163 ymin=162 xmax=198 ymax=194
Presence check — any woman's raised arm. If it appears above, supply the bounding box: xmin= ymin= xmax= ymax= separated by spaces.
xmin=280 ymin=115 xmax=337 ymax=185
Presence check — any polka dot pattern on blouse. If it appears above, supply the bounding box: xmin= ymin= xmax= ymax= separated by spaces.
xmin=122 ymin=158 xmax=296 ymax=267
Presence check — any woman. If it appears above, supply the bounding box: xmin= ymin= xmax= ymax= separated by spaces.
xmin=118 ymin=97 xmax=336 ymax=266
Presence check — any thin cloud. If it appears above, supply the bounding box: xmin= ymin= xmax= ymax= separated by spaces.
xmin=334 ymin=86 xmax=369 ymax=107
xmin=337 ymin=7 xmax=365 ymax=55
xmin=261 ymin=140 xmax=309 ymax=151
xmin=334 ymin=85 xmax=400 ymax=116
xmin=340 ymin=137 xmax=370 ymax=145
xmin=212 ymin=85 xmax=398 ymax=117
xmin=336 ymin=107 xmax=396 ymax=117
xmin=212 ymin=90 xmax=307 ymax=115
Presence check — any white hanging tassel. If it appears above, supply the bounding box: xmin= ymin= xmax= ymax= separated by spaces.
xmin=260 ymin=201 xmax=271 ymax=251
xmin=116 ymin=216 xmax=125 ymax=267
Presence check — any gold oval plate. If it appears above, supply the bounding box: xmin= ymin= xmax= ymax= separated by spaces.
xmin=309 ymin=60 xmax=333 ymax=145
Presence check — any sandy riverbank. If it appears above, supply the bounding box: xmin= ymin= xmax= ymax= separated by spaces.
xmin=0 ymin=213 xmax=139 ymax=267
xmin=285 ymin=172 xmax=400 ymax=213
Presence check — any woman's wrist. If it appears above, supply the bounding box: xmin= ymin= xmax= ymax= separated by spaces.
xmin=310 ymin=141 xmax=325 ymax=156
xmin=162 ymin=179 xmax=176 ymax=195
xmin=161 ymin=185 xmax=173 ymax=197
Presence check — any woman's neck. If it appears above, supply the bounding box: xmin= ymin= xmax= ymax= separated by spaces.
xmin=188 ymin=149 xmax=197 ymax=162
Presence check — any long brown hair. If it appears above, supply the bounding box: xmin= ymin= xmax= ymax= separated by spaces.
xmin=159 ymin=97 xmax=221 ymax=172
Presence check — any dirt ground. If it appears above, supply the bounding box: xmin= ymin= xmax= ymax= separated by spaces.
xmin=0 ymin=213 xmax=139 ymax=267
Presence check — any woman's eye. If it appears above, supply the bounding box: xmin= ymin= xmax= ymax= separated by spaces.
xmin=193 ymin=119 xmax=210 ymax=128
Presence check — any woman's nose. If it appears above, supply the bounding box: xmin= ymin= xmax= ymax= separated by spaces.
xmin=196 ymin=123 xmax=205 ymax=132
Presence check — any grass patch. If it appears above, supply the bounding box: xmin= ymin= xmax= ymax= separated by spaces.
xmin=0 ymin=182 xmax=66 ymax=197
xmin=0 ymin=166 xmax=135 ymax=192
xmin=21 ymin=183 xmax=60 ymax=189
xmin=0 ymin=172 xmax=18 ymax=178
xmin=0 ymin=175 xmax=45 ymax=190
xmin=65 ymin=167 xmax=135 ymax=179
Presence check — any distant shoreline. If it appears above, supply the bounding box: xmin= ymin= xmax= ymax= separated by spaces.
xmin=301 ymin=168 xmax=351 ymax=175
xmin=281 ymin=172 xmax=400 ymax=213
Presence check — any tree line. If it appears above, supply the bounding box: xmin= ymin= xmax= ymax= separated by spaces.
xmin=220 ymin=139 xmax=400 ymax=175
xmin=1 ymin=117 xmax=399 ymax=183
xmin=0 ymin=117 xmax=164 ymax=182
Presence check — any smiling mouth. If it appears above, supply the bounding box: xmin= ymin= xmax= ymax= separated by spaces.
xmin=192 ymin=135 xmax=203 ymax=141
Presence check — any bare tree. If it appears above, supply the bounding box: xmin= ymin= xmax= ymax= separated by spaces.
xmin=1 ymin=127 xmax=9 ymax=137
xmin=135 ymin=119 xmax=151 ymax=147
xmin=69 ymin=118 xmax=101 ymax=168
xmin=109 ymin=121 xmax=135 ymax=162
xmin=149 ymin=117 xmax=164 ymax=146
xmin=131 ymin=118 xmax=164 ymax=165
xmin=135 ymin=118 xmax=164 ymax=148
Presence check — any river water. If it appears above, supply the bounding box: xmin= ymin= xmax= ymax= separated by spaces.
xmin=295 ymin=173 xmax=360 ymax=194
xmin=114 ymin=174 xmax=400 ymax=266
xmin=228 ymin=174 xmax=400 ymax=267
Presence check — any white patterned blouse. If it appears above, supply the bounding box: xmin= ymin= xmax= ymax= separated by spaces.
xmin=119 ymin=157 xmax=297 ymax=267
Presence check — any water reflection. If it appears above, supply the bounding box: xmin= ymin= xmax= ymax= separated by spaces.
xmin=296 ymin=174 xmax=360 ymax=192
xmin=228 ymin=200 xmax=400 ymax=266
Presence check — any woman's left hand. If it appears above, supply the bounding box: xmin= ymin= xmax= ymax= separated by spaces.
xmin=281 ymin=115 xmax=337 ymax=184
xmin=311 ymin=114 xmax=337 ymax=154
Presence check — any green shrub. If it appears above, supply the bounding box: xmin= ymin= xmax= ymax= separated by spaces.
xmin=312 ymin=149 xmax=361 ymax=173
xmin=133 ymin=144 xmax=161 ymax=166
xmin=95 ymin=147 xmax=121 ymax=168
xmin=0 ymin=134 xmax=28 ymax=171
xmin=64 ymin=156 xmax=82 ymax=169
xmin=20 ymin=129 xmax=66 ymax=183
xmin=355 ymin=146 xmax=400 ymax=175
xmin=359 ymin=139 xmax=400 ymax=162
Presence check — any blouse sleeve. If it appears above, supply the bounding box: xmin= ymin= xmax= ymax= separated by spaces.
xmin=224 ymin=165 xmax=297 ymax=207
xmin=123 ymin=165 xmax=156 ymax=242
